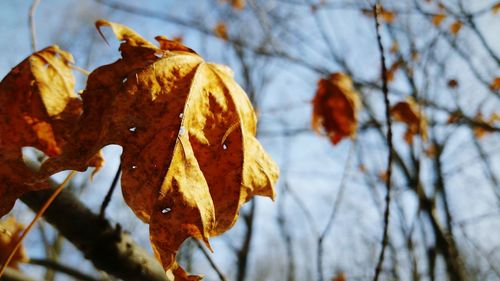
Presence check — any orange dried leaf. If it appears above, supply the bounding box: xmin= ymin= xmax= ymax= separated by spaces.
xmin=390 ymin=98 xmax=428 ymax=143
xmin=386 ymin=59 xmax=403 ymax=82
xmin=0 ymin=46 xmax=101 ymax=217
xmin=312 ymin=73 xmax=360 ymax=145
xmin=221 ymin=0 xmax=245 ymax=10
xmin=214 ymin=22 xmax=228 ymax=40
xmin=389 ymin=41 xmax=399 ymax=54
xmin=432 ymin=14 xmax=446 ymax=26
xmin=332 ymin=272 xmax=347 ymax=281
xmin=473 ymin=112 xmax=500 ymax=138
xmin=39 ymin=20 xmax=278 ymax=279
xmin=361 ymin=7 xmax=396 ymax=23
xmin=450 ymin=21 xmax=463 ymax=35
xmin=490 ymin=77 xmax=500 ymax=91
xmin=492 ymin=2 xmax=500 ymax=14
xmin=0 ymin=217 xmax=29 ymax=269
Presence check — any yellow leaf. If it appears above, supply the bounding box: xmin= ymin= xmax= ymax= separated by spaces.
xmin=0 ymin=217 xmax=29 ymax=269
xmin=449 ymin=20 xmax=463 ymax=35
xmin=432 ymin=14 xmax=446 ymax=26
xmin=390 ymin=98 xmax=428 ymax=143
xmin=312 ymin=73 xmax=360 ymax=145
xmin=38 ymin=20 xmax=278 ymax=279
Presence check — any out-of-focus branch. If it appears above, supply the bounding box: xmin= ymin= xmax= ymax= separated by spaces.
xmin=372 ymin=2 xmax=394 ymax=280
xmin=20 ymin=179 xmax=169 ymax=281
xmin=0 ymin=268 xmax=37 ymax=281
xmin=29 ymin=258 xmax=101 ymax=281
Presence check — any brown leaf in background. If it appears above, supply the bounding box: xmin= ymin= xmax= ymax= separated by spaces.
xmin=450 ymin=21 xmax=463 ymax=35
xmin=490 ymin=77 xmax=500 ymax=91
xmin=0 ymin=217 xmax=29 ymax=269
xmin=386 ymin=59 xmax=403 ymax=82
xmin=473 ymin=112 xmax=499 ymax=138
xmin=361 ymin=7 xmax=396 ymax=23
xmin=312 ymin=73 xmax=360 ymax=145
xmin=214 ymin=22 xmax=229 ymax=40
xmin=390 ymin=98 xmax=428 ymax=143
xmin=492 ymin=2 xmax=500 ymax=14
xmin=447 ymin=79 xmax=459 ymax=88
xmin=221 ymin=0 xmax=246 ymax=10
xmin=39 ymin=20 xmax=278 ymax=279
xmin=432 ymin=14 xmax=446 ymax=26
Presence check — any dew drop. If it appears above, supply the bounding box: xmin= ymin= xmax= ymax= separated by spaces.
xmin=131 ymin=165 xmax=137 ymax=169
xmin=179 ymin=126 xmax=185 ymax=136
xmin=122 ymin=77 xmax=128 ymax=83
xmin=222 ymin=143 xmax=228 ymax=150
xmin=179 ymin=113 xmax=184 ymax=119
xmin=129 ymin=127 xmax=137 ymax=132
xmin=161 ymin=207 xmax=171 ymax=214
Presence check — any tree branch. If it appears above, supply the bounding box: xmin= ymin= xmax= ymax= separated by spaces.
xmin=20 ymin=180 xmax=170 ymax=281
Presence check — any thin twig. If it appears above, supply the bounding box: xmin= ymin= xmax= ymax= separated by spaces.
xmin=99 ymin=164 xmax=121 ymax=220
xmin=317 ymin=143 xmax=354 ymax=281
xmin=194 ymin=240 xmax=229 ymax=281
xmin=28 ymin=0 xmax=41 ymax=52
xmin=29 ymin=258 xmax=102 ymax=281
xmin=372 ymin=2 xmax=394 ymax=281
xmin=0 ymin=171 xmax=77 ymax=277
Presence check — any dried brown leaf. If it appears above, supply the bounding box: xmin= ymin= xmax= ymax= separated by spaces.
xmin=312 ymin=73 xmax=360 ymax=145
xmin=38 ymin=20 xmax=278 ymax=279
xmin=390 ymin=98 xmax=428 ymax=143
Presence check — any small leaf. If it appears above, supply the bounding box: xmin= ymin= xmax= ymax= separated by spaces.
xmin=312 ymin=73 xmax=360 ymax=145
xmin=447 ymin=79 xmax=459 ymax=88
xmin=490 ymin=77 xmax=500 ymax=91
xmin=390 ymin=98 xmax=428 ymax=143
xmin=221 ymin=0 xmax=245 ymax=10
xmin=492 ymin=2 xmax=500 ymax=14
xmin=431 ymin=14 xmax=446 ymax=26
xmin=361 ymin=7 xmax=396 ymax=23
xmin=214 ymin=22 xmax=229 ymax=40
xmin=449 ymin=20 xmax=463 ymax=35
xmin=0 ymin=217 xmax=29 ymax=269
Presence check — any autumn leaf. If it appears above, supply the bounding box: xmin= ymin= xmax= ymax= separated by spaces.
xmin=473 ymin=112 xmax=499 ymax=138
xmin=221 ymin=0 xmax=245 ymax=10
xmin=491 ymin=77 xmax=500 ymax=91
xmin=390 ymin=98 xmax=428 ymax=143
xmin=0 ymin=46 xmax=102 ymax=217
xmin=331 ymin=272 xmax=347 ymax=281
xmin=38 ymin=20 xmax=278 ymax=280
xmin=386 ymin=59 xmax=403 ymax=82
xmin=492 ymin=2 xmax=500 ymax=14
xmin=361 ymin=7 xmax=395 ymax=23
xmin=449 ymin=21 xmax=463 ymax=35
xmin=431 ymin=14 xmax=446 ymax=26
xmin=0 ymin=217 xmax=29 ymax=269
xmin=214 ymin=22 xmax=229 ymax=40
xmin=312 ymin=73 xmax=360 ymax=145
xmin=447 ymin=79 xmax=459 ymax=88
